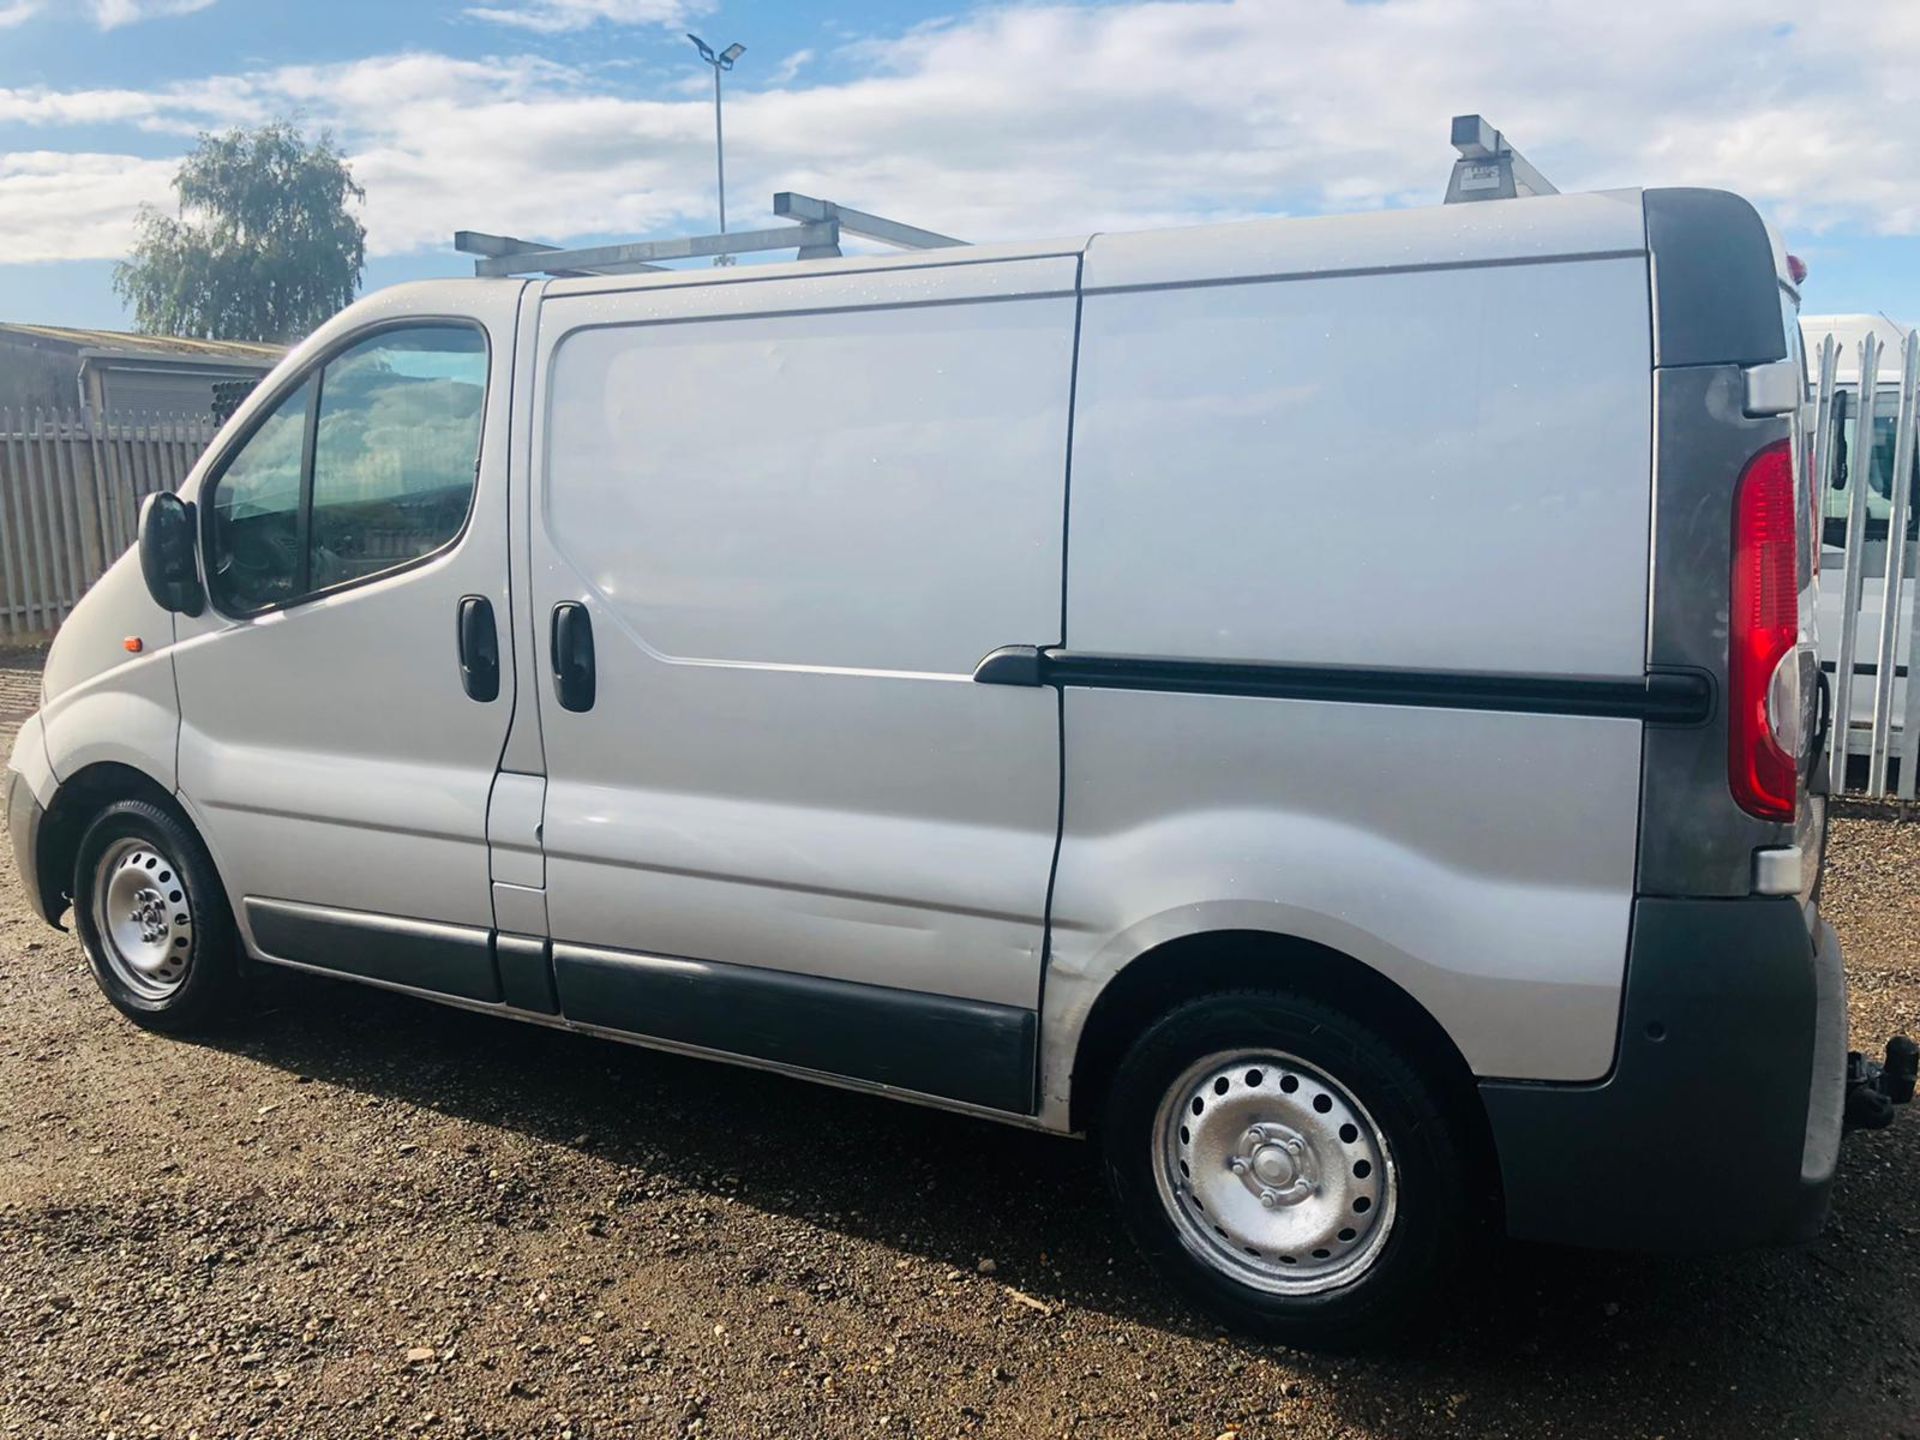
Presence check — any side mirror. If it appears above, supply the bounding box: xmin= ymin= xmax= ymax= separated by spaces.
xmin=138 ymin=492 xmax=205 ymax=617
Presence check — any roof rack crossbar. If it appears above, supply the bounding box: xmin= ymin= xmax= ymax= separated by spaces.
xmin=772 ymin=192 xmax=965 ymax=251
xmin=470 ymin=221 xmax=838 ymax=277
xmin=1443 ymin=114 xmax=1558 ymax=204
xmin=452 ymin=229 xmax=662 ymax=278
xmin=452 ymin=193 xmax=968 ymax=278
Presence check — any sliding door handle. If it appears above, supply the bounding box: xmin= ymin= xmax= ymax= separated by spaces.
xmin=550 ymin=601 xmax=596 ymax=712
xmin=456 ymin=595 xmax=499 ymax=702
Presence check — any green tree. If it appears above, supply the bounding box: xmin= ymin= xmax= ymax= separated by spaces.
xmin=114 ymin=121 xmax=367 ymax=344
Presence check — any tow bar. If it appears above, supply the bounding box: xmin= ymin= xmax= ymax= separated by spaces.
xmin=1845 ymin=1036 xmax=1919 ymax=1130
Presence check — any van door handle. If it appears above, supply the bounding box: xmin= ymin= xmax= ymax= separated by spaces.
xmin=457 ymin=595 xmax=499 ymax=702
xmin=550 ymin=601 xmax=596 ymax=712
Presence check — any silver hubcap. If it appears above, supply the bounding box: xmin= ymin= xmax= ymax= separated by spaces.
xmin=1154 ymin=1049 xmax=1396 ymax=1295
xmin=91 ymin=837 xmax=193 ymax=1000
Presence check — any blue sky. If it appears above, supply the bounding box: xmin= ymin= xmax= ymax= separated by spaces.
xmin=3 ymin=0 xmax=1917 ymax=333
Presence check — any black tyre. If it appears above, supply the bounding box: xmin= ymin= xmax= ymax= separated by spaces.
xmin=72 ymin=798 xmax=238 ymax=1033
xmin=1100 ymin=989 xmax=1469 ymax=1347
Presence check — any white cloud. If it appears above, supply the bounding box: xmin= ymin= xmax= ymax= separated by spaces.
xmin=464 ymin=0 xmax=703 ymax=32
xmin=5 ymin=0 xmax=1920 ymax=267
xmin=90 ymin=0 xmax=217 ymax=28
xmin=768 ymin=49 xmax=815 ymax=86
xmin=0 ymin=151 xmax=177 ymax=260
xmin=0 ymin=0 xmax=217 ymax=28
xmin=0 ymin=85 xmax=168 ymax=126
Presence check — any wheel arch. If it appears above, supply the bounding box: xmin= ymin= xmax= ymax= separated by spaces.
xmin=34 ymin=761 xmax=193 ymax=928
xmin=1064 ymin=930 xmax=1498 ymax=1192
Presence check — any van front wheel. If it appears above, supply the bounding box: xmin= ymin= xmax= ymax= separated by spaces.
xmin=1100 ymin=990 xmax=1468 ymax=1346
xmin=73 ymin=799 xmax=237 ymax=1033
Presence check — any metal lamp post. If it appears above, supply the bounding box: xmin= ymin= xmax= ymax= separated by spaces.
xmin=688 ymin=34 xmax=746 ymax=246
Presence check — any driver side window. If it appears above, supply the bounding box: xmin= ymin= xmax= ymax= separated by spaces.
xmin=205 ymin=324 xmax=487 ymax=616
xmin=207 ymin=378 xmax=312 ymax=614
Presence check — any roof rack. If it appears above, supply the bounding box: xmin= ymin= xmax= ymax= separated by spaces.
xmin=1443 ymin=115 xmax=1558 ymax=204
xmin=454 ymin=192 xmax=967 ymax=279
xmin=457 ymin=119 xmax=1555 ymax=277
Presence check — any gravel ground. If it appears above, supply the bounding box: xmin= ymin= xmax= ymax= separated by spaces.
xmin=2 ymin=645 xmax=1916 ymax=1440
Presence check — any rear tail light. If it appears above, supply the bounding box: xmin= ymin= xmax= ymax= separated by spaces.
xmin=1729 ymin=440 xmax=1800 ymax=821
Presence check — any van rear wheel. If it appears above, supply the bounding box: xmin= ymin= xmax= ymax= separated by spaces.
xmin=73 ymin=799 xmax=237 ymax=1033
xmin=1101 ymin=990 xmax=1467 ymax=1346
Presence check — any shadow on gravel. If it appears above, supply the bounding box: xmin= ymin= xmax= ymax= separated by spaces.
xmin=207 ymin=961 xmax=1918 ymax=1437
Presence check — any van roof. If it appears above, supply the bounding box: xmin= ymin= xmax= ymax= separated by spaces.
xmin=1080 ymin=187 xmax=1647 ymax=290
xmin=526 ymin=188 xmax=1650 ymax=302
xmin=1801 ymin=313 xmax=1913 ymax=384
xmin=539 ymin=233 xmax=1094 ymax=302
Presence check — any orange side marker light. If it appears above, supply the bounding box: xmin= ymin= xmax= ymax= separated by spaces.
xmin=123 ymin=636 xmax=143 ymax=653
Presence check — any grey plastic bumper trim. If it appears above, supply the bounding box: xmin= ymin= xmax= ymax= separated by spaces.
xmin=5 ymin=768 xmax=51 ymax=927
xmin=552 ymin=941 xmax=1039 ymax=1115
xmin=1481 ymin=895 xmax=1837 ymax=1252
xmin=245 ymin=897 xmax=502 ymax=1004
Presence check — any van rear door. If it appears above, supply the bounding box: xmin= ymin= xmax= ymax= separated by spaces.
xmin=523 ymin=255 xmax=1080 ymax=1113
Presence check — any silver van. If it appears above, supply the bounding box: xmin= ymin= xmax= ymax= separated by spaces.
xmin=7 ymin=185 xmax=1909 ymax=1345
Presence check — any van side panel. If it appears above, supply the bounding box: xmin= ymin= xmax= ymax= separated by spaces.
xmin=1065 ymin=254 xmax=1654 ymax=674
xmin=1045 ymin=692 xmax=1643 ymax=1085
xmin=1048 ymin=208 xmax=1655 ymax=1103
xmin=528 ymin=262 xmax=1075 ymax=1025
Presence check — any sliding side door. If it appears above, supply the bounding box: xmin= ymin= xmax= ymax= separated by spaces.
xmin=527 ymin=256 xmax=1078 ymax=1111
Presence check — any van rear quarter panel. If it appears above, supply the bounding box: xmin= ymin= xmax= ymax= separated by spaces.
xmin=1066 ymin=253 xmax=1653 ymax=673
xmin=1048 ymin=199 xmax=1654 ymax=1103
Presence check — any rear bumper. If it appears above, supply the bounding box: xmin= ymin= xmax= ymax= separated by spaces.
xmin=6 ymin=765 xmax=51 ymax=927
xmin=1481 ymin=895 xmax=1848 ymax=1252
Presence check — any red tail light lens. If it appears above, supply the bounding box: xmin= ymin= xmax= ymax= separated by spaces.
xmin=1729 ymin=440 xmax=1799 ymax=821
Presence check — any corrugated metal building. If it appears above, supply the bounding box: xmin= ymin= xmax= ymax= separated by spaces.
xmin=0 ymin=324 xmax=284 ymax=419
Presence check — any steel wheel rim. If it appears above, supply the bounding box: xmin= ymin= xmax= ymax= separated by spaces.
xmin=90 ymin=836 xmax=193 ymax=1001
xmin=1152 ymin=1048 xmax=1397 ymax=1295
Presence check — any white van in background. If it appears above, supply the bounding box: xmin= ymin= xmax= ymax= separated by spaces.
xmin=1803 ymin=312 xmax=1918 ymax=767
xmin=9 ymin=186 xmax=1911 ymax=1345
